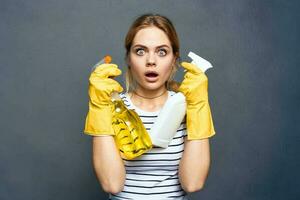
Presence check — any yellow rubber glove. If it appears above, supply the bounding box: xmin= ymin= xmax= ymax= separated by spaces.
xmin=111 ymin=99 xmax=152 ymax=160
xmin=178 ymin=62 xmax=216 ymax=140
xmin=84 ymin=63 xmax=123 ymax=136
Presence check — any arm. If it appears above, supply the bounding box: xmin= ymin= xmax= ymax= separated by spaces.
xmin=178 ymin=138 xmax=211 ymax=193
xmin=92 ymin=135 xmax=126 ymax=194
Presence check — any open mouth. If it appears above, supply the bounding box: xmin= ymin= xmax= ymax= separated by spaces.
xmin=145 ymin=72 xmax=159 ymax=77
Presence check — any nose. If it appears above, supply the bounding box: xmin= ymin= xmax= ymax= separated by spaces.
xmin=146 ymin=52 xmax=156 ymax=67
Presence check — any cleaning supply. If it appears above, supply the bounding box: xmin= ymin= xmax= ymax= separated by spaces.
xmin=111 ymin=95 xmax=153 ymax=159
xmin=84 ymin=55 xmax=152 ymax=159
xmin=148 ymin=51 xmax=215 ymax=147
xmin=178 ymin=51 xmax=216 ymax=140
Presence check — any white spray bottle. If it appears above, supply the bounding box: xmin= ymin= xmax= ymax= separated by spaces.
xmin=149 ymin=51 xmax=213 ymax=148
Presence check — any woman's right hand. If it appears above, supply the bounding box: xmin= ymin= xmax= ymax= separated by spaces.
xmin=88 ymin=63 xmax=123 ymax=106
xmin=84 ymin=63 xmax=124 ymax=136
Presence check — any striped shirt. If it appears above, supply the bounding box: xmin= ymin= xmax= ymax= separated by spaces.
xmin=109 ymin=91 xmax=189 ymax=200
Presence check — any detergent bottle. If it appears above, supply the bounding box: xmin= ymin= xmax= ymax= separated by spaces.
xmin=92 ymin=55 xmax=153 ymax=159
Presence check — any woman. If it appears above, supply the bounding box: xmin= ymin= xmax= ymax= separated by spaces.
xmin=84 ymin=13 xmax=216 ymax=200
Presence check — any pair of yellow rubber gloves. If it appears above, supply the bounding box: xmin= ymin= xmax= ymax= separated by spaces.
xmin=84 ymin=62 xmax=215 ymax=159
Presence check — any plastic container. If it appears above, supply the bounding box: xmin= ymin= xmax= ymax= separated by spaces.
xmin=148 ymin=51 xmax=213 ymax=148
xmin=149 ymin=92 xmax=186 ymax=148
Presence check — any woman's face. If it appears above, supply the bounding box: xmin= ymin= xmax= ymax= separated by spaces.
xmin=128 ymin=26 xmax=176 ymax=93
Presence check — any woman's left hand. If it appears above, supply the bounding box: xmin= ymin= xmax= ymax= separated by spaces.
xmin=178 ymin=62 xmax=208 ymax=105
xmin=178 ymin=62 xmax=215 ymax=140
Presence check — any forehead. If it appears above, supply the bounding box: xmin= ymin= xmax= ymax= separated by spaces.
xmin=132 ymin=26 xmax=171 ymax=47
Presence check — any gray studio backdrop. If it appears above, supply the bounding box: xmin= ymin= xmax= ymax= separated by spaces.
xmin=1 ymin=0 xmax=299 ymax=200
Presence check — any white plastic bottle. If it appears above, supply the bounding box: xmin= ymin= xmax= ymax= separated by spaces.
xmin=149 ymin=51 xmax=213 ymax=148
xmin=149 ymin=92 xmax=186 ymax=148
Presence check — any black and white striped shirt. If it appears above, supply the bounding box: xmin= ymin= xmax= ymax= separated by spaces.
xmin=109 ymin=91 xmax=189 ymax=200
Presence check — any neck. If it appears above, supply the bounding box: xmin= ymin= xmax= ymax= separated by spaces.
xmin=133 ymin=90 xmax=167 ymax=99
xmin=129 ymin=88 xmax=169 ymax=112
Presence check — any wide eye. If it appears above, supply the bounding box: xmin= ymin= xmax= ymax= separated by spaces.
xmin=135 ymin=48 xmax=145 ymax=56
xmin=158 ymin=49 xmax=167 ymax=56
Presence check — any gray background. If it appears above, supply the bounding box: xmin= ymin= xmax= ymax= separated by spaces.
xmin=1 ymin=0 xmax=299 ymax=199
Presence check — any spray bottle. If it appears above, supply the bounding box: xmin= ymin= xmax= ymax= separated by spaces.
xmin=148 ymin=51 xmax=213 ymax=148
xmin=91 ymin=55 xmax=153 ymax=159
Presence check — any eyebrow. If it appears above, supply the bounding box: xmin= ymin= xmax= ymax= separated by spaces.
xmin=132 ymin=44 xmax=170 ymax=49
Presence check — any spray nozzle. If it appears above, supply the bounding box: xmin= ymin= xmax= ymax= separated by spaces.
xmin=91 ymin=55 xmax=112 ymax=72
xmin=188 ymin=51 xmax=213 ymax=73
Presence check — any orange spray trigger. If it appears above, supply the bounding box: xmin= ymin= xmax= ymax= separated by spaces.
xmin=91 ymin=55 xmax=112 ymax=72
xmin=104 ymin=55 xmax=112 ymax=64
xmin=103 ymin=55 xmax=115 ymax=79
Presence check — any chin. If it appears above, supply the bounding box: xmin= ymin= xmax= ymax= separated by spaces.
xmin=141 ymin=82 xmax=166 ymax=91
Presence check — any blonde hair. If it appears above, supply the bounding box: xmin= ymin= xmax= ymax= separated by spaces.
xmin=124 ymin=13 xmax=180 ymax=92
